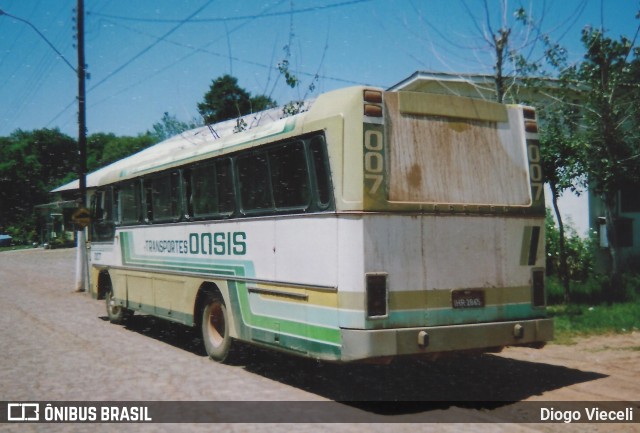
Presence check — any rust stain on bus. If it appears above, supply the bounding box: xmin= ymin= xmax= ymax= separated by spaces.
xmin=407 ymin=163 xmax=422 ymax=189
xmin=385 ymin=92 xmax=530 ymax=207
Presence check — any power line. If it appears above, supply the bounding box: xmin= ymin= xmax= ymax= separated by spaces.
xmin=87 ymin=18 xmax=365 ymax=110
xmin=50 ymin=0 xmax=369 ymax=129
xmin=87 ymin=0 xmax=216 ymax=93
xmin=0 ymin=8 xmax=77 ymax=73
xmin=88 ymin=0 xmax=371 ymax=23
xmin=46 ymin=0 xmax=377 ymax=131
xmin=46 ymin=0 xmax=217 ymax=128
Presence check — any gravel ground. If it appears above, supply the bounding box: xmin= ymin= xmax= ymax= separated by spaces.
xmin=0 ymin=248 xmax=637 ymax=432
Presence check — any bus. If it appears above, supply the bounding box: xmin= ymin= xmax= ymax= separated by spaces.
xmin=57 ymin=85 xmax=553 ymax=363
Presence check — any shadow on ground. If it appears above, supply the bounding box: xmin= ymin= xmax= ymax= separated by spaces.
xmin=108 ymin=314 xmax=607 ymax=415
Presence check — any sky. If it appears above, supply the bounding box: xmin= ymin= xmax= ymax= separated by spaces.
xmin=1 ymin=0 xmax=638 ymax=139
xmin=0 ymin=1 xmax=638 ymax=234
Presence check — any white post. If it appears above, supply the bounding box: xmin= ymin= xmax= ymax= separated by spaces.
xmin=74 ymin=230 xmax=86 ymax=292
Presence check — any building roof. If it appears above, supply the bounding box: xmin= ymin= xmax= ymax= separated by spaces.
xmin=387 ymin=70 xmax=582 ymax=105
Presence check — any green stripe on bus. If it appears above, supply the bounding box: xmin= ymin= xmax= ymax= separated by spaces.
xmin=119 ymin=231 xmax=342 ymax=354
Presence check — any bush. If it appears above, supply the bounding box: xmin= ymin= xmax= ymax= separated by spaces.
xmin=5 ymin=224 xmax=36 ymax=245
xmin=546 ymin=275 xmax=607 ymax=304
xmin=545 ymin=210 xmax=597 ymax=282
xmin=544 ymin=210 xmax=640 ymax=304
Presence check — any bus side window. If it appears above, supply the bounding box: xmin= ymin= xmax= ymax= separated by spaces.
xmin=189 ymin=164 xmax=216 ymax=218
xmin=91 ymin=188 xmax=115 ymax=241
xmin=113 ymin=187 xmax=120 ymax=224
xmin=146 ymin=171 xmax=181 ymax=222
xmin=309 ymin=136 xmax=333 ymax=209
xmin=237 ymin=152 xmax=273 ymax=213
xmin=269 ymin=141 xmax=310 ymax=210
xmin=189 ymin=158 xmax=235 ymax=219
xmin=119 ymin=181 xmax=142 ymax=224
xmin=215 ymin=158 xmax=235 ymax=215
xmin=91 ymin=190 xmax=104 ymax=221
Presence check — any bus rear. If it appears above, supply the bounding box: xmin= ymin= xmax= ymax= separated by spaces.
xmin=337 ymin=89 xmax=552 ymax=361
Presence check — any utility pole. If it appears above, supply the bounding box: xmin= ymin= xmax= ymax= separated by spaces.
xmin=74 ymin=0 xmax=88 ymax=292
xmin=77 ymin=0 xmax=87 ymax=206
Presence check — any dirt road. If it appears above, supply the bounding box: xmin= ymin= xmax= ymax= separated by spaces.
xmin=0 ymin=248 xmax=638 ymax=432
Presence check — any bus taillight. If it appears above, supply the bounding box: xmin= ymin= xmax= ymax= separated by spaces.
xmin=363 ymin=89 xmax=383 ymax=117
xmin=523 ymin=107 xmax=538 ymax=133
xmin=364 ymin=104 xmax=383 ymax=117
xmin=363 ymin=89 xmax=383 ymax=103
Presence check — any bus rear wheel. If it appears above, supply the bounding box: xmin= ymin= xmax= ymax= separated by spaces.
xmin=105 ymin=287 xmax=131 ymax=324
xmin=201 ymin=293 xmax=235 ymax=363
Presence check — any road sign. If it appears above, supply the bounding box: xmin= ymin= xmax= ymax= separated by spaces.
xmin=72 ymin=207 xmax=91 ymax=228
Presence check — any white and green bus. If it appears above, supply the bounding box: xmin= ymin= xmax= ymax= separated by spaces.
xmin=57 ymin=86 xmax=552 ymax=363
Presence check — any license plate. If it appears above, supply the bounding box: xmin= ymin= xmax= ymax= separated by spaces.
xmin=452 ymin=290 xmax=485 ymax=308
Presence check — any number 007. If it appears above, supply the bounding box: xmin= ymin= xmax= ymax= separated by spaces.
xmin=364 ymin=130 xmax=384 ymax=194
xmin=528 ymin=143 xmax=543 ymax=202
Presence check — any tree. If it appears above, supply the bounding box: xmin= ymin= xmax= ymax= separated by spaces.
xmin=538 ymin=106 xmax=585 ymax=303
xmin=150 ymin=112 xmax=201 ymax=142
xmin=572 ymin=26 xmax=640 ymax=300
xmin=454 ymin=3 xmax=584 ymax=302
xmin=86 ymin=132 xmax=156 ymax=171
xmin=100 ymin=134 xmax=156 ymax=166
xmin=197 ymin=74 xmax=276 ymax=125
xmin=0 ymin=129 xmax=76 ymax=239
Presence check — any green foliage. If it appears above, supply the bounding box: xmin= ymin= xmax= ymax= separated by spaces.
xmin=197 ymin=74 xmax=276 ymax=125
xmin=5 ymin=224 xmax=36 ymax=245
xmin=100 ymin=134 xmax=155 ymax=165
xmin=86 ymin=132 xmax=155 ymax=171
xmin=569 ymin=25 xmax=639 ymax=298
xmin=277 ymin=34 xmax=319 ymax=118
xmin=546 ymin=207 xmax=640 ymax=305
xmin=538 ymin=107 xmax=585 ymax=194
xmin=0 ymin=128 xmax=157 ymax=240
xmin=545 ymin=210 xmax=595 ymax=283
xmin=574 ymin=27 xmax=640 ymax=200
xmin=0 ymin=128 xmax=76 ymax=235
xmin=511 ymin=7 xmax=568 ymax=79
xmin=549 ymin=302 xmax=640 ymax=344
xmin=150 ymin=112 xmax=201 ymax=142
xmin=278 ymin=59 xmax=299 ymax=88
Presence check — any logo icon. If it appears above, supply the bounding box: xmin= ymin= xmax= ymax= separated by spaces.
xmin=7 ymin=403 xmax=39 ymax=421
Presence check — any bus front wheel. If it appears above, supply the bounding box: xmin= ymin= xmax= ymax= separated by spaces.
xmin=201 ymin=293 xmax=234 ymax=363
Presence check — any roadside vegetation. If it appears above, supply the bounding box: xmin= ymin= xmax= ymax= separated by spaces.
xmin=550 ymin=303 xmax=640 ymax=345
xmin=0 ymin=244 xmax=33 ymax=253
xmin=545 ymin=212 xmax=640 ymax=344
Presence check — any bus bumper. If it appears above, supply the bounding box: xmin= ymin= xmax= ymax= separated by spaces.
xmin=340 ymin=318 xmax=554 ymax=362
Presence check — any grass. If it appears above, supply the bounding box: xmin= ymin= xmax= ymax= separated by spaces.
xmin=548 ymin=302 xmax=640 ymax=345
xmin=0 ymin=244 xmax=35 ymax=253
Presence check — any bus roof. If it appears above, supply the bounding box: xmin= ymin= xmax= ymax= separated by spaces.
xmin=52 ymin=101 xmax=314 ymax=193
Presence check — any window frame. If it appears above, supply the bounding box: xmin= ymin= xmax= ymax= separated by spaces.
xmin=186 ymin=157 xmax=236 ymax=221
xmin=117 ymin=180 xmax=143 ymax=225
xmin=143 ymin=170 xmax=182 ymax=223
xmin=103 ymin=132 xmax=334 ymax=227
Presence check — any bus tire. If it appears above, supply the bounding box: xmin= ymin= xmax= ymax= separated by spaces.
xmin=105 ymin=286 xmax=131 ymax=324
xmin=201 ymin=293 xmax=235 ymax=363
